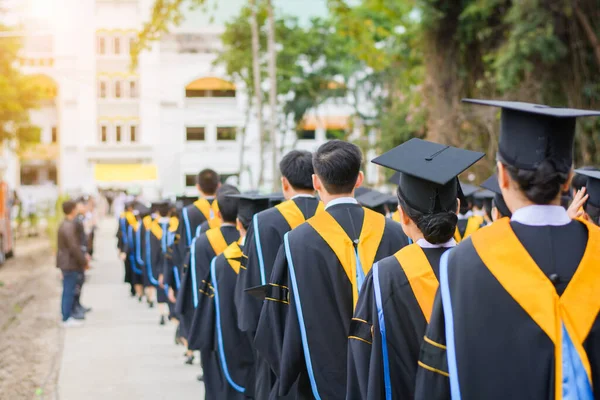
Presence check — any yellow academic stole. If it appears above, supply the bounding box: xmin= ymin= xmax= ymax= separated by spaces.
xmin=453 ymin=215 xmax=484 ymax=243
xmin=125 ymin=211 xmax=139 ymax=232
xmin=205 ymin=227 xmax=231 ymax=256
xmin=472 ymin=218 xmax=600 ymax=398
xmin=308 ymin=207 xmax=385 ymax=309
xmin=275 ymin=199 xmax=325 ymax=230
xmin=223 ymin=242 xmax=243 ymax=274
xmin=394 ymin=244 xmax=439 ymax=322
xmin=194 ymin=198 xmax=221 ymax=229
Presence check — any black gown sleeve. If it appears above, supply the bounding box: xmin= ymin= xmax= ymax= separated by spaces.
xmin=414 ymin=290 xmax=450 ymax=400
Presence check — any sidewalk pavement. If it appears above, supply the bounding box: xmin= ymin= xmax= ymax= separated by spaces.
xmin=58 ymin=218 xmax=204 ymax=399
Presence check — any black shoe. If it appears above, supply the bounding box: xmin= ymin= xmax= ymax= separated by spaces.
xmin=160 ymin=316 xmax=165 ymax=326
xmin=138 ymin=296 xmax=143 ymax=303
xmin=197 ymin=374 xmax=204 ymax=382
xmin=148 ymin=302 xmax=155 ymax=309
xmin=71 ymin=309 xmax=86 ymax=320
xmin=185 ymin=355 xmax=195 ymax=365
xmin=80 ymin=305 xmax=92 ymax=313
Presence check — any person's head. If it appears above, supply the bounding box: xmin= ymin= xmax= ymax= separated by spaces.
xmin=279 ymin=150 xmax=314 ymax=199
xmin=196 ymin=169 xmax=220 ymax=196
xmin=157 ymin=202 xmax=170 ymax=217
xmin=75 ymin=197 xmax=87 ymax=215
xmin=312 ymin=140 xmax=363 ymax=202
xmin=498 ymin=160 xmax=572 ymax=211
xmin=62 ymin=200 xmax=77 ymax=219
xmin=217 ymin=187 xmax=240 ymax=224
xmin=397 ymin=186 xmax=458 ymax=244
xmin=234 ymin=195 xmax=271 ymax=236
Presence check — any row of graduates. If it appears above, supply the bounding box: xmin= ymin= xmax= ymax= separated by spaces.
xmin=122 ymin=98 xmax=600 ymax=400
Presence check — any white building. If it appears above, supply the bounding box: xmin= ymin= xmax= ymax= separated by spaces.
xmin=14 ymin=0 xmax=358 ymax=200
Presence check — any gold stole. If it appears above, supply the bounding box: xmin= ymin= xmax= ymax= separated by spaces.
xmin=307 ymin=207 xmax=385 ymax=309
xmin=472 ymin=218 xmax=600 ymax=398
xmin=275 ymin=199 xmax=325 ymax=229
xmin=454 ymin=215 xmax=484 ymax=243
xmin=223 ymin=242 xmax=243 ymax=274
xmin=194 ymin=198 xmax=221 ymax=229
xmin=205 ymin=227 xmax=230 ymax=257
xmin=125 ymin=211 xmax=138 ymax=232
xmin=394 ymin=244 xmax=439 ymax=323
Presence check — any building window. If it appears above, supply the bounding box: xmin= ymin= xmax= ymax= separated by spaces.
xmin=129 ymin=37 xmax=136 ymax=54
xmin=130 ymin=125 xmax=138 ymax=142
xmin=97 ymin=36 xmax=105 ymax=55
xmin=99 ymin=80 xmax=107 ymax=98
xmin=297 ymin=129 xmax=316 ymax=140
xmin=216 ymin=127 xmax=236 ymax=141
xmin=100 ymin=125 xmax=108 ymax=143
xmin=129 ymin=80 xmax=137 ymax=98
xmin=114 ymin=37 xmax=121 ymax=55
xmin=212 ymin=90 xmax=236 ymax=98
xmin=116 ymin=126 xmax=122 ymax=142
xmin=115 ymin=80 xmax=121 ymax=98
xmin=185 ymin=174 xmax=196 ymax=187
xmin=186 ymin=127 xmax=205 ymax=141
xmin=325 ymin=129 xmax=346 ymax=140
xmin=185 ymin=89 xmax=209 ymax=98
xmin=51 ymin=126 xmax=58 ymax=143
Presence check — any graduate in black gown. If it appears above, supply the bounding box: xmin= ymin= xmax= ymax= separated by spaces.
xmin=235 ymin=150 xmax=322 ymax=399
xmin=139 ymin=208 xmax=156 ymax=308
xmin=174 ymin=169 xmax=221 ymax=362
xmin=185 ymin=189 xmax=241 ymax=399
xmin=117 ymin=202 xmax=135 ymax=296
xmin=415 ymin=100 xmax=600 ymax=400
xmin=480 ymin=174 xmax=512 ymax=220
xmin=567 ymin=169 xmax=600 ymax=226
xmin=346 ymin=139 xmax=484 ymax=400
xmin=197 ymin=194 xmax=273 ymax=399
xmin=255 ymin=141 xmax=409 ymax=399
xmin=453 ymin=183 xmax=484 ymax=242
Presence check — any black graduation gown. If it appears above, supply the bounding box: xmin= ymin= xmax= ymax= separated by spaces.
xmin=197 ymin=242 xmax=253 ymax=400
xmin=139 ymin=217 xmax=152 ymax=288
xmin=255 ymin=203 xmax=409 ymax=399
xmin=236 ymin=197 xmax=321 ymax=400
xmin=173 ymin=200 xmax=213 ymax=336
xmin=117 ymin=214 xmax=131 ymax=285
xmin=415 ymin=219 xmax=600 ymax=400
xmin=347 ymin=245 xmax=448 ymax=400
xmin=454 ymin=215 xmax=484 ymax=242
xmin=183 ymin=225 xmax=240 ymax=400
xmin=145 ymin=219 xmax=173 ymax=303
xmin=127 ymin=218 xmax=144 ymax=286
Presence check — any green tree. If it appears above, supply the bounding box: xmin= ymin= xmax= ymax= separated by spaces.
xmin=0 ymin=24 xmax=41 ymax=149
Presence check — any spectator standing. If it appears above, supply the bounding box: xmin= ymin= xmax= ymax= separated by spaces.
xmin=56 ymin=200 xmax=89 ymax=327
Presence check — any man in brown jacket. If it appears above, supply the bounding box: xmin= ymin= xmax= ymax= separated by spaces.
xmin=57 ymin=200 xmax=89 ymax=327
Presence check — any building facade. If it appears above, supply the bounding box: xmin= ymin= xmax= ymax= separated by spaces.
xmin=15 ymin=0 xmax=356 ymax=200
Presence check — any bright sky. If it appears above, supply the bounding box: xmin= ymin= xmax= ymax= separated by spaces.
xmin=175 ymin=0 xmax=329 ymax=30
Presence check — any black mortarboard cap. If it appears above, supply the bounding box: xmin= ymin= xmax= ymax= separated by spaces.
xmin=463 ymin=99 xmax=600 ymax=173
xmin=385 ymin=193 xmax=398 ymax=208
xmin=372 ymin=138 xmax=485 ymax=213
xmin=387 ymin=171 xmax=401 ymax=185
xmin=227 ymin=193 xmax=271 ymax=229
xmin=356 ymin=189 xmax=388 ymax=215
xmin=574 ymin=168 xmax=600 ymax=208
xmin=354 ymin=187 xmax=371 ymax=197
xmin=268 ymin=192 xmax=285 ymax=208
xmin=480 ymin=174 xmax=511 ymax=218
xmin=459 ymin=182 xmax=479 ymax=198
xmin=245 ymin=284 xmax=269 ymax=300
xmin=176 ymin=196 xmax=197 ymax=207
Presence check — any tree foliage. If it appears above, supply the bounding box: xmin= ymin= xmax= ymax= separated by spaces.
xmin=0 ymin=23 xmax=41 ymax=148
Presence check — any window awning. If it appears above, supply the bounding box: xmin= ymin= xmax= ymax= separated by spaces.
xmin=94 ymin=164 xmax=158 ymax=183
xmin=301 ymin=115 xmax=349 ymax=130
xmin=185 ymin=77 xmax=235 ymax=91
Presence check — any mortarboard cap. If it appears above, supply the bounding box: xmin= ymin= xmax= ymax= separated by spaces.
xmin=372 ymin=138 xmax=484 ymax=214
xmin=176 ymin=195 xmax=197 ymax=207
xmin=574 ymin=168 xmax=600 ymax=208
xmin=356 ymin=189 xmax=389 ymax=215
xmin=387 ymin=171 xmax=401 ymax=185
xmin=354 ymin=187 xmax=371 ymax=197
xmin=227 ymin=193 xmax=272 ymax=228
xmin=463 ymin=99 xmax=600 ymax=174
xmin=459 ymin=182 xmax=479 ymax=198
xmin=244 ymin=284 xmax=269 ymax=300
xmin=480 ymin=174 xmax=511 ymax=218
xmin=268 ymin=192 xmax=285 ymax=207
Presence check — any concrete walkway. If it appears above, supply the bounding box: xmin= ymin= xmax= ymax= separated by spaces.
xmin=59 ymin=219 xmax=204 ymax=399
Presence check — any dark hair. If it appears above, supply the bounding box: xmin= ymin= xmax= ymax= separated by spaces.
xmin=197 ymin=169 xmax=220 ymax=195
xmin=62 ymin=200 xmax=76 ymax=215
xmin=280 ymin=150 xmax=314 ymax=190
xmin=504 ymin=160 xmax=569 ymax=205
xmin=157 ymin=203 xmax=170 ymax=217
xmin=312 ymin=140 xmax=362 ymax=194
xmin=397 ymin=187 xmax=458 ymax=244
xmin=217 ymin=187 xmax=240 ymax=223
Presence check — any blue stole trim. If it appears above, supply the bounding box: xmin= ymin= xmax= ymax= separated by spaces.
xmin=183 ymin=208 xmax=192 ymax=246
xmin=135 ymin=226 xmax=144 ymax=266
xmin=355 ymin=247 xmax=365 ymax=294
xmin=253 ymin=214 xmax=267 ymax=285
xmin=284 ymin=233 xmax=321 ymax=400
xmin=439 ymin=250 xmax=461 ymax=400
xmin=174 ymin=267 xmax=181 ymax=289
xmin=211 ymin=257 xmax=246 ymax=393
xmin=562 ymin=323 xmax=593 ymax=399
xmin=145 ymin=229 xmax=159 ymax=286
xmin=128 ymin=226 xmax=142 ymax=275
xmin=195 ymin=224 xmax=203 ymax=238
xmin=373 ymin=262 xmax=392 ymax=399
xmin=190 ymin=237 xmax=199 ymax=308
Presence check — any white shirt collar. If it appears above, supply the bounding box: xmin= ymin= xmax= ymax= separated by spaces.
xmin=457 ymin=210 xmax=473 ymax=220
xmin=511 ymin=205 xmax=571 ymax=227
xmin=291 ymin=194 xmax=316 ymax=200
xmin=159 ymin=217 xmax=170 ymax=223
xmin=239 ymin=236 xmax=247 ymax=246
xmin=416 ymin=238 xmax=457 ymax=249
xmin=324 ymin=197 xmax=359 ymax=210
xmin=221 ymin=222 xmax=237 ymax=228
